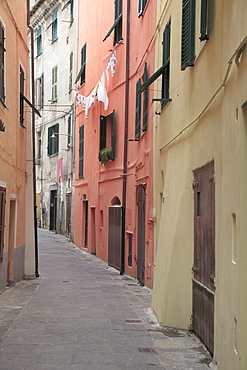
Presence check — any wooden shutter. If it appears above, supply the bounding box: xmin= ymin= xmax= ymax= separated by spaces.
xmin=200 ymin=0 xmax=209 ymax=41
xmin=68 ymin=115 xmax=71 ymax=146
xmin=81 ymin=44 xmax=86 ymax=85
xmin=69 ymin=52 xmax=73 ymax=90
xmin=111 ymin=111 xmax=115 ymax=160
xmin=48 ymin=126 xmax=52 ymax=156
xmin=52 ymin=65 xmax=58 ymax=101
xmin=54 ymin=123 xmax=59 ymax=154
xmin=0 ymin=24 xmax=5 ymax=102
xmin=52 ymin=11 xmax=58 ymax=41
xmin=79 ymin=125 xmax=84 ymax=178
xmin=181 ymin=0 xmax=196 ymax=70
xmin=143 ymin=63 xmax=148 ymax=131
xmin=20 ymin=66 xmax=25 ymax=125
xmin=162 ymin=20 xmax=171 ymax=106
xmin=135 ymin=79 xmax=141 ymax=139
xmin=0 ymin=187 xmax=6 ymax=261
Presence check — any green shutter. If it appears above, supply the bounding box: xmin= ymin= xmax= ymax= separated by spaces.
xmin=48 ymin=126 xmax=52 ymax=156
xmin=68 ymin=115 xmax=71 ymax=146
xmin=111 ymin=111 xmax=115 ymax=160
xmin=75 ymin=44 xmax=86 ymax=84
xmin=143 ymin=63 xmax=148 ymax=131
xmin=135 ymin=79 xmax=141 ymax=139
xmin=54 ymin=123 xmax=59 ymax=154
xmin=79 ymin=125 xmax=84 ymax=178
xmin=69 ymin=52 xmax=73 ymax=90
xmin=181 ymin=0 xmax=196 ymax=70
xmin=162 ymin=20 xmax=171 ymax=106
xmin=200 ymin=0 xmax=209 ymax=41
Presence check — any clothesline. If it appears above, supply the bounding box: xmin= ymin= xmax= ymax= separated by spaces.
xmin=75 ymin=50 xmax=117 ymax=119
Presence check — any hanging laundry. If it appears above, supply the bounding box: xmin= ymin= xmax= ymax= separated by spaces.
xmin=106 ymin=50 xmax=117 ymax=81
xmin=56 ymin=157 xmax=63 ymax=183
xmin=97 ymin=72 xmax=108 ymax=110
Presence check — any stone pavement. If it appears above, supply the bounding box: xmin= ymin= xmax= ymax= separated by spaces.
xmin=0 ymin=229 xmax=212 ymax=369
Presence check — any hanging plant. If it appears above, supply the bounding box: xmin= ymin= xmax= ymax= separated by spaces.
xmin=99 ymin=147 xmax=112 ymax=165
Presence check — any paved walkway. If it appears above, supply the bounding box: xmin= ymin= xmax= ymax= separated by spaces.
xmin=0 ymin=229 xmax=212 ymax=369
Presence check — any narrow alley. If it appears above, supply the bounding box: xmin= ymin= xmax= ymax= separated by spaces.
xmin=0 ymin=229 xmax=211 ymax=369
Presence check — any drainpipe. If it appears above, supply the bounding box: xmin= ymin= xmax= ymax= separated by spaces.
xmin=27 ymin=0 xmax=39 ymax=278
xmin=121 ymin=0 xmax=130 ymax=274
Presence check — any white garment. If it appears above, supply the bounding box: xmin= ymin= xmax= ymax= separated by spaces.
xmin=97 ymin=72 xmax=108 ymax=110
xmin=106 ymin=50 xmax=117 ymax=80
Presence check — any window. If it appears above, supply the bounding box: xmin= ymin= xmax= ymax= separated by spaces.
xmin=69 ymin=52 xmax=73 ymax=90
xmin=0 ymin=186 xmax=6 ymax=261
xmin=181 ymin=0 xmax=196 ymax=70
xmin=36 ymin=73 xmax=44 ymax=109
xmin=135 ymin=79 xmax=141 ymax=139
xmin=128 ymin=233 xmax=133 ymax=267
xmin=68 ymin=114 xmax=71 ymax=148
xmin=75 ymin=44 xmax=86 ymax=85
xmin=36 ymin=27 xmax=42 ymax=56
xmin=0 ymin=22 xmax=5 ymax=104
xmin=99 ymin=111 xmax=115 ymax=164
xmin=103 ymin=0 xmax=122 ymax=45
xmin=51 ymin=10 xmax=58 ymax=42
xmin=52 ymin=65 xmax=58 ymax=102
xmin=20 ymin=66 xmax=25 ymax=125
xmin=162 ymin=20 xmax=171 ymax=108
xmin=142 ymin=63 xmax=148 ymax=130
xmin=138 ymin=0 xmax=148 ymax=17
xmin=79 ymin=125 xmax=84 ymax=178
xmin=62 ymin=0 xmax=74 ymax=22
xmin=48 ymin=123 xmax=59 ymax=156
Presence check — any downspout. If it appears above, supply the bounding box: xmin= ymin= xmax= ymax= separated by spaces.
xmin=27 ymin=0 xmax=39 ymax=278
xmin=121 ymin=0 xmax=130 ymax=274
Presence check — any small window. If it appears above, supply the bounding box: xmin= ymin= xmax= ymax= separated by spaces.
xmin=0 ymin=186 xmax=6 ymax=261
xmin=0 ymin=22 xmax=6 ymax=104
xmin=36 ymin=27 xmax=42 ymax=56
xmin=51 ymin=10 xmax=58 ymax=42
xmin=99 ymin=111 xmax=115 ymax=164
xmin=103 ymin=0 xmax=122 ymax=45
xmin=62 ymin=0 xmax=74 ymax=22
xmin=181 ymin=0 xmax=196 ymax=70
xmin=138 ymin=0 xmax=148 ymax=17
xmin=52 ymin=65 xmax=58 ymax=102
xmin=20 ymin=66 xmax=25 ymax=125
xmin=135 ymin=79 xmax=141 ymax=139
xmin=162 ymin=20 xmax=171 ymax=108
xmin=79 ymin=125 xmax=84 ymax=178
xmin=69 ymin=52 xmax=73 ymax=90
xmin=67 ymin=114 xmax=72 ymax=148
xmin=48 ymin=123 xmax=59 ymax=156
xmin=75 ymin=44 xmax=86 ymax=85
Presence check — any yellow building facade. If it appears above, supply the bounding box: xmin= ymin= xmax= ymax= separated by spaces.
xmin=152 ymin=0 xmax=247 ymax=368
xmin=0 ymin=0 xmax=36 ymax=292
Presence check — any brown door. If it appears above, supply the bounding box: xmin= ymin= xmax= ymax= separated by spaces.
xmin=66 ymin=193 xmax=71 ymax=237
xmin=108 ymin=206 xmax=122 ymax=271
xmin=50 ymin=190 xmax=57 ymax=231
xmin=83 ymin=200 xmax=88 ymax=247
xmin=137 ymin=187 xmax=146 ymax=285
xmin=193 ymin=161 xmax=215 ymax=354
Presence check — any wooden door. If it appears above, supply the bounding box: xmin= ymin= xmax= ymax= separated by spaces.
xmin=193 ymin=161 xmax=215 ymax=354
xmin=49 ymin=190 xmax=57 ymax=231
xmin=137 ymin=187 xmax=146 ymax=285
xmin=108 ymin=206 xmax=122 ymax=271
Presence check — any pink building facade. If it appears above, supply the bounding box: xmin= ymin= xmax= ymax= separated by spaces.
xmin=74 ymin=0 xmax=156 ymax=288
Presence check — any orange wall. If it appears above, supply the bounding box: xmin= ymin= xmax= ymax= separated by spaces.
xmin=74 ymin=0 xmax=156 ymax=287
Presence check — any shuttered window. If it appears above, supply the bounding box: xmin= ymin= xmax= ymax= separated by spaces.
xmin=142 ymin=63 xmax=148 ymax=131
xmin=75 ymin=44 xmax=86 ymax=85
xmin=181 ymin=0 xmax=195 ymax=70
xmin=62 ymin=0 xmax=74 ymax=22
xmin=69 ymin=52 xmax=73 ymax=90
xmin=52 ymin=65 xmax=58 ymax=102
xmin=20 ymin=66 xmax=25 ymax=125
xmin=79 ymin=125 xmax=84 ymax=178
xmin=162 ymin=20 xmax=171 ymax=108
xmin=99 ymin=111 xmax=115 ymax=163
xmin=200 ymin=0 xmax=209 ymax=41
xmin=103 ymin=0 xmax=122 ymax=45
xmin=51 ymin=10 xmax=58 ymax=42
xmin=0 ymin=22 xmax=5 ymax=104
xmin=68 ymin=114 xmax=71 ymax=147
xmin=36 ymin=27 xmax=42 ymax=56
xmin=138 ymin=0 xmax=148 ymax=17
xmin=48 ymin=123 xmax=59 ymax=156
xmin=135 ymin=79 xmax=141 ymax=139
